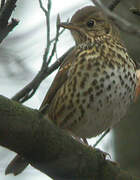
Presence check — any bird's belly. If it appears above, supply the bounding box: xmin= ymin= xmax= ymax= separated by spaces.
xmin=71 ymin=70 xmax=136 ymax=138
xmin=48 ymin=63 xmax=137 ymax=139
xmin=74 ymin=95 xmax=129 ymax=138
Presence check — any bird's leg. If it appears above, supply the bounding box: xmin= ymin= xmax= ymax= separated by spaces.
xmin=73 ymin=137 xmax=89 ymax=145
xmin=93 ymin=129 xmax=110 ymax=147
xmin=39 ymin=103 xmax=49 ymax=113
xmin=83 ymin=137 xmax=111 ymax=159
xmin=82 ymin=138 xmax=88 ymax=145
xmin=76 ymin=136 xmax=110 ymax=159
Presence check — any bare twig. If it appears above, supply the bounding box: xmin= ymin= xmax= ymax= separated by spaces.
xmin=50 ymin=29 xmax=65 ymax=43
xmin=12 ymin=47 xmax=74 ymax=102
xmin=130 ymin=7 xmax=140 ymax=16
xmin=47 ymin=14 xmax=60 ymax=66
xmin=12 ymin=0 xmax=66 ymax=103
xmin=39 ymin=0 xmax=52 ymax=68
xmin=91 ymin=0 xmax=140 ymax=37
xmin=109 ymin=0 xmax=121 ymax=11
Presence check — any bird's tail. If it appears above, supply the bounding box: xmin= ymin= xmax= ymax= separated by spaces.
xmin=5 ymin=155 xmax=28 ymax=175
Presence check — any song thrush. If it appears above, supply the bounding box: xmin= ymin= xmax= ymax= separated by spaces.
xmin=6 ymin=6 xmax=138 ymax=175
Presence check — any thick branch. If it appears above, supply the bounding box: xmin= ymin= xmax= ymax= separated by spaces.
xmin=0 ymin=95 xmax=139 ymax=180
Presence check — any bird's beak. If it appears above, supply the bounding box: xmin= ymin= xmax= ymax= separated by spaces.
xmin=59 ymin=22 xmax=78 ymax=30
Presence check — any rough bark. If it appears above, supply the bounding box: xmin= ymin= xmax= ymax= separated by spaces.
xmin=0 ymin=95 xmax=139 ymax=180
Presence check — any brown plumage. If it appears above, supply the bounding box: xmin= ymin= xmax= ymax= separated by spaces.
xmin=5 ymin=6 xmax=137 ymax=175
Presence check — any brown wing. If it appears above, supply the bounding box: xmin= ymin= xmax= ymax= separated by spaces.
xmin=39 ymin=47 xmax=76 ymax=112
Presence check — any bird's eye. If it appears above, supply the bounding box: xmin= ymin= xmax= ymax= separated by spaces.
xmin=86 ymin=20 xmax=95 ymax=28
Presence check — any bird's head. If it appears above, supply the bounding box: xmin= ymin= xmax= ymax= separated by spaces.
xmin=59 ymin=6 xmax=120 ymax=45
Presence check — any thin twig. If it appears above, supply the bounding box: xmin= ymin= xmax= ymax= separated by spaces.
xmin=12 ymin=0 xmax=67 ymax=103
xmin=50 ymin=29 xmax=65 ymax=43
xmin=130 ymin=7 xmax=140 ymax=16
xmin=109 ymin=0 xmax=121 ymax=11
xmin=12 ymin=47 xmax=74 ymax=102
xmin=47 ymin=14 xmax=60 ymax=66
xmin=38 ymin=0 xmax=47 ymax=13
xmin=1 ymin=0 xmax=5 ymax=9
xmin=91 ymin=0 xmax=140 ymax=37
xmin=39 ymin=0 xmax=52 ymax=68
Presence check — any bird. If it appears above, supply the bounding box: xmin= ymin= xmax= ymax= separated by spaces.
xmin=5 ymin=5 xmax=138 ymax=175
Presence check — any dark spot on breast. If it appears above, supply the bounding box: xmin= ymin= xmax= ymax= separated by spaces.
xmin=95 ymin=86 xmax=100 ymax=90
xmin=73 ymin=76 xmax=77 ymax=92
xmin=106 ymin=74 xmax=110 ymax=79
xmin=100 ymin=83 xmax=104 ymax=88
xmin=117 ymin=53 xmax=122 ymax=59
xmin=83 ymin=91 xmax=88 ymax=96
xmin=80 ymin=52 xmax=87 ymax=59
xmin=87 ymin=62 xmax=92 ymax=70
xmin=108 ymin=62 xmax=115 ymax=69
xmin=76 ymin=99 xmax=80 ymax=104
xmin=80 ymin=77 xmax=86 ymax=89
xmin=79 ymin=105 xmax=85 ymax=117
xmin=76 ymin=92 xmax=80 ymax=98
xmin=96 ymin=67 xmax=100 ymax=72
xmin=88 ymin=87 xmax=93 ymax=94
xmin=97 ymin=107 xmax=99 ymax=112
xmin=93 ymin=61 xmax=100 ymax=66
xmin=124 ymin=74 xmax=128 ymax=79
xmin=92 ymin=79 xmax=98 ymax=85
xmin=60 ymin=109 xmax=76 ymax=128
xmin=82 ymin=99 xmax=86 ymax=104
xmin=70 ymin=92 xmax=74 ymax=98
xmin=56 ymin=104 xmax=66 ymax=117
xmin=77 ymin=71 xmax=81 ymax=77
xmin=99 ymin=99 xmax=103 ymax=107
xmin=93 ymin=72 xmax=98 ymax=77
xmin=103 ymin=70 xmax=107 ymax=75
xmin=107 ymin=85 xmax=111 ymax=91
xmin=100 ymin=78 xmax=104 ymax=82
xmin=112 ymin=80 xmax=116 ymax=84
xmin=111 ymin=72 xmax=115 ymax=76
xmin=96 ymin=90 xmax=103 ymax=96
xmin=87 ymin=103 xmax=90 ymax=108
xmin=90 ymin=94 xmax=94 ymax=102
xmin=80 ymin=81 xmax=85 ymax=89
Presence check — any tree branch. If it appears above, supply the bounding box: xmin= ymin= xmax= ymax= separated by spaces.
xmin=12 ymin=0 xmax=66 ymax=103
xmin=130 ymin=7 xmax=140 ymax=16
xmin=91 ymin=0 xmax=140 ymax=37
xmin=0 ymin=95 xmax=139 ymax=180
xmin=0 ymin=0 xmax=19 ymax=43
xmin=12 ymin=47 xmax=74 ymax=103
xmin=109 ymin=0 xmax=121 ymax=11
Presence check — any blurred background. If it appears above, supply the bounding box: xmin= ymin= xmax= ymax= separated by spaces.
xmin=0 ymin=0 xmax=140 ymax=179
